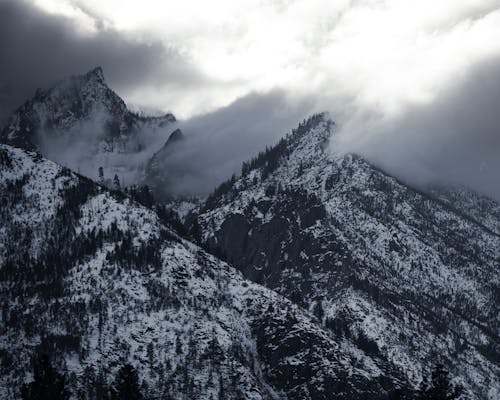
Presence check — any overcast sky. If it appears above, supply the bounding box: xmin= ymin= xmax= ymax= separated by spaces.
xmin=1 ymin=0 xmax=500 ymax=197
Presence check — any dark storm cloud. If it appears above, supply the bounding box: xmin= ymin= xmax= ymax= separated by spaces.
xmin=340 ymin=54 xmax=500 ymax=200
xmin=0 ymin=0 xmax=203 ymax=122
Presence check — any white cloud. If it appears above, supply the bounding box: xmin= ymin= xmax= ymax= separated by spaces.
xmin=31 ymin=0 xmax=500 ymax=118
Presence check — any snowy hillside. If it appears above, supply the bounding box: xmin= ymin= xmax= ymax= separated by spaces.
xmin=194 ymin=114 xmax=500 ymax=399
xmin=0 ymin=143 xmax=407 ymax=399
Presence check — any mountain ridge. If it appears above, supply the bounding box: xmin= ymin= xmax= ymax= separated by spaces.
xmin=0 ymin=142 xmax=410 ymax=399
xmin=193 ymin=113 xmax=500 ymax=399
xmin=0 ymin=69 xmax=498 ymax=398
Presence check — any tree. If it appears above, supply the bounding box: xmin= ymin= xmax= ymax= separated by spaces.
xmin=98 ymin=167 xmax=104 ymax=184
xmin=111 ymin=364 xmax=142 ymax=400
xmin=189 ymin=219 xmax=203 ymax=245
xmin=113 ymin=174 xmax=121 ymax=190
xmin=21 ymin=354 xmax=70 ymax=400
xmin=418 ymin=363 xmax=463 ymax=400
xmin=147 ymin=341 xmax=155 ymax=371
xmin=313 ymin=299 xmax=324 ymax=322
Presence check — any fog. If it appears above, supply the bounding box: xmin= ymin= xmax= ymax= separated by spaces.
xmin=152 ymin=90 xmax=314 ymax=196
xmin=334 ymin=54 xmax=500 ymax=200
xmin=35 ymin=107 xmax=179 ymax=188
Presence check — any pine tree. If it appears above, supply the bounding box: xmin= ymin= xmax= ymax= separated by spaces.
xmin=21 ymin=354 xmax=70 ymax=400
xmin=111 ymin=364 xmax=142 ymax=400
xmin=98 ymin=167 xmax=104 ymax=184
xmin=113 ymin=174 xmax=121 ymax=190
xmin=147 ymin=341 xmax=155 ymax=371
xmin=313 ymin=299 xmax=324 ymax=322
xmin=190 ymin=219 xmax=203 ymax=245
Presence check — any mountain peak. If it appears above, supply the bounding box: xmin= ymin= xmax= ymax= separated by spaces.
xmin=84 ymin=66 xmax=105 ymax=84
xmin=165 ymin=128 xmax=184 ymax=146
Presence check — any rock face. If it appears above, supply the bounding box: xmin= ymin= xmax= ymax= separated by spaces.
xmin=0 ymin=143 xmax=406 ymax=399
xmin=145 ymin=128 xmax=187 ymax=198
xmin=0 ymin=67 xmax=176 ymax=187
xmin=194 ymin=114 xmax=500 ymax=399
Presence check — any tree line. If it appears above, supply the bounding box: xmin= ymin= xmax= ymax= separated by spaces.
xmin=21 ymin=353 xmax=463 ymax=400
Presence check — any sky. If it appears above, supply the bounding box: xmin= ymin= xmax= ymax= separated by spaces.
xmin=1 ymin=0 xmax=500 ymax=197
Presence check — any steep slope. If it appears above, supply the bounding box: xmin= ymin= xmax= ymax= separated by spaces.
xmin=0 ymin=144 xmax=404 ymax=399
xmin=194 ymin=114 xmax=500 ymax=399
xmin=145 ymin=128 xmax=188 ymax=199
xmin=0 ymin=67 xmax=176 ymax=186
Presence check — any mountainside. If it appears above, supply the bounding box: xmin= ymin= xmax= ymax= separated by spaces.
xmin=0 ymin=67 xmax=176 ymax=187
xmin=145 ymin=128 xmax=188 ymax=199
xmin=0 ymin=143 xmax=409 ymax=399
xmin=194 ymin=114 xmax=500 ymax=399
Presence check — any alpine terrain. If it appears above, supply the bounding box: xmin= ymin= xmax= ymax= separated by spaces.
xmin=0 ymin=69 xmax=498 ymax=400
xmin=193 ymin=114 xmax=500 ymax=399
xmin=0 ymin=143 xmax=410 ymax=399
xmin=0 ymin=67 xmax=177 ymax=188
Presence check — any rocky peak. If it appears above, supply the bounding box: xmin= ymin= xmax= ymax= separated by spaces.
xmin=165 ymin=128 xmax=184 ymax=146
xmin=84 ymin=66 xmax=105 ymax=84
xmin=0 ymin=67 xmax=130 ymax=149
xmin=0 ymin=68 xmax=179 ymax=191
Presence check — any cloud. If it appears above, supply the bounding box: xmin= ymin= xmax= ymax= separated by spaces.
xmin=334 ymin=53 xmax=500 ymax=200
xmin=2 ymin=0 xmax=500 ymax=200
xmin=151 ymin=90 xmax=315 ymax=196
xmin=0 ymin=0 xmax=205 ymax=123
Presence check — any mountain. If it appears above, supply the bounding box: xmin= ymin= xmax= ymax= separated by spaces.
xmin=0 ymin=143 xmax=409 ymax=399
xmin=145 ymin=128 xmax=188 ymax=199
xmin=193 ymin=113 xmax=500 ymax=399
xmin=0 ymin=67 xmax=176 ymax=187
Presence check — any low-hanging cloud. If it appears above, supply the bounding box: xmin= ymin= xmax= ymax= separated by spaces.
xmin=334 ymin=53 xmax=500 ymax=200
xmin=150 ymin=90 xmax=315 ymax=197
xmin=162 ymin=51 xmax=500 ymax=200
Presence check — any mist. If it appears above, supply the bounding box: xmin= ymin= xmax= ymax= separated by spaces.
xmin=35 ymin=107 xmax=179 ymax=188
xmin=334 ymin=54 xmax=500 ymax=200
xmin=155 ymin=52 xmax=500 ymax=200
xmin=150 ymin=90 xmax=315 ymax=196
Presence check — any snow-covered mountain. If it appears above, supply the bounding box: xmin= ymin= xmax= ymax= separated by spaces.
xmin=0 ymin=67 xmax=176 ymax=187
xmin=0 ymin=143 xmax=411 ymax=399
xmin=193 ymin=114 xmax=500 ymax=399
xmin=1 ymin=69 xmax=498 ymax=399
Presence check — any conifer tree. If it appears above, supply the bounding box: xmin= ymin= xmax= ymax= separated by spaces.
xmin=313 ymin=299 xmax=324 ymax=322
xmin=190 ymin=219 xmax=203 ymax=245
xmin=113 ymin=174 xmax=121 ymax=190
xmin=111 ymin=364 xmax=142 ymax=400
xmin=98 ymin=167 xmax=104 ymax=184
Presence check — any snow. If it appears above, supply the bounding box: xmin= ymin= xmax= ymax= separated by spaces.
xmin=195 ymin=115 xmax=500 ymax=399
